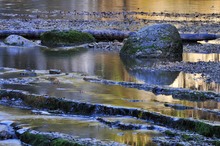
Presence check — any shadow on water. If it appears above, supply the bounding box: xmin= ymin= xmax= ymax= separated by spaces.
xmin=120 ymin=55 xmax=182 ymax=85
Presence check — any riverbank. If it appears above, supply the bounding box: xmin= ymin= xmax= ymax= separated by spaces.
xmin=0 ymin=11 xmax=219 ymax=33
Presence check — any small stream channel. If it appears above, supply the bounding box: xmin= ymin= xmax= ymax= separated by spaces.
xmin=0 ymin=45 xmax=220 ymax=145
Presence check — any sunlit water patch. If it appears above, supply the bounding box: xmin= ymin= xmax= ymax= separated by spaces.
xmin=0 ymin=0 xmax=219 ymax=20
xmin=183 ymin=53 xmax=220 ymax=62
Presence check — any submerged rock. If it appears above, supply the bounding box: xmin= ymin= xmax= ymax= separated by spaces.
xmin=40 ymin=30 xmax=95 ymax=47
xmin=120 ymin=23 xmax=183 ymax=58
xmin=4 ymin=35 xmax=39 ymax=47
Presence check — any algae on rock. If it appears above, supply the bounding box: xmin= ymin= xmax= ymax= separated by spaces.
xmin=40 ymin=30 xmax=95 ymax=47
xmin=120 ymin=23 xmax=183 ymax=58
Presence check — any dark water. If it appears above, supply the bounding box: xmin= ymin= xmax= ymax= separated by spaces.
xmin=0 ymin=0 xmax=219 ymax=14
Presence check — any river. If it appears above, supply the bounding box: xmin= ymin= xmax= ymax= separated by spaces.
xmin=0 ymin=0 xmax=220 ymax=145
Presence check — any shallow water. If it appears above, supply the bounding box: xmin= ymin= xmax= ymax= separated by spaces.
xmin=0 ymin=0 xmax=220 ymax=144
xmin=0 ymin=46 xmax=219 ymax=91
xmin=0 ymin=105 xmax=158 ymax=145
xmin=0 ymin=36 xmax=220 ymax=145
xmin=0 ymin=0 xmax=219 ymax=14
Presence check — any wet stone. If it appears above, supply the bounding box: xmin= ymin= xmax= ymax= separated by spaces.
xmin=49 ymin=69 xmax=61 ymax=74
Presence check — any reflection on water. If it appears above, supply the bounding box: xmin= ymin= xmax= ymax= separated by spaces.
xmin=2 ymin=76 xmax=220 ymax=121
xmin=0 ymin=46 xmax=220 ymax=143
xmin=0 ymin=104 xmax=158 ymax=145
xmin=0 ymin=47 xmax=138 ymax=82
xmin=19 ymin=117 xmax=158 ymax=146
xmin=183 ymin=53 xmax=220 ymax=62
xmin=0 ymin=0 xmax=219 ymax=14
xmin=171 ymin=72 xmax=220 ymax=92
xmin=1 ymin=46 xmax=220 ymax=92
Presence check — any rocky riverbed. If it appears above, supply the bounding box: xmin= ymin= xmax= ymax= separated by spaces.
xmin=0 ymin=10 xmax=220 ymax=145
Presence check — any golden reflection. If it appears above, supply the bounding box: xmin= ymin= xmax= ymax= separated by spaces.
xmin=96 ymin=0 xmax=220 ymax=14
xmin=113 ymin=132 xmax=157 ymax=146
xmin=170 ymin=72 xmax=220 ymax=92
xmin=183 ymin=53 xmax=220 ymax=62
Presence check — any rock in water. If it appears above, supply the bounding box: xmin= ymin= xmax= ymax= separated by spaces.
xmin=120 ymin=24 xmax=183 ymax=58
xmin=4 ymin=35 xmax=38 ymax=47
xmin=40 ymin=30 xmax=95 ymax=47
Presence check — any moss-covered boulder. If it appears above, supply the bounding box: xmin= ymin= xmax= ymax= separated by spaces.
xmin=120 ymin=23 xmax=183 ymax=58
xmin=40 ymin=30 xmax=95 ymax=47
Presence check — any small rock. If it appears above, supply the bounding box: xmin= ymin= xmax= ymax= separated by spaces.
xmin=4 ymin=35 xmax=39 ymax=47
xmin=49 ymin=69 xmax=61 ymax=74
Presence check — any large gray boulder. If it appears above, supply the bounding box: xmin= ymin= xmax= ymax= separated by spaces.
xmin=4 ymin=35 xmax=39 ymax=47
xmin=120 ymin=24 xmax=183 ymax=58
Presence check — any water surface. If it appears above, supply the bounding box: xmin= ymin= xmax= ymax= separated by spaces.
xmin=0 ymin=0 xmax=219 ymax=14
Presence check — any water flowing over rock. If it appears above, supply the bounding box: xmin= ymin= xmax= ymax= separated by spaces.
xmin=0 ymin=90 xmax=220 ymax=138
xmin=120 ymin=23 xmax=183 ymax=58
xmin=4 ymin=35 xmax=39 ymax=47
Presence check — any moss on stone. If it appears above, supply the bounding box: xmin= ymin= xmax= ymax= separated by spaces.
xmin=213 ymin=140 xmax=220 ymax=146
xmin=20 ymin=132 xmax=51 ymax=146
xmin=120 ymin=24 xmax=183 ymax=58
xmin=181 ymin=134 xmax=193 ymax=141
xmin=52 ymin=138 xmax=82 ymax=146
xmin=195 ymin=122 xmax=213 ymax=137
xmin=41 ymin=30 xmax=95 ymax=47
xmin=20 ymin=132 xmax=83 ymax=146
xmin=164 ymin=130 xmax=175 ymax=137
xmin=120 ymin=39 xmax=140 ymax=55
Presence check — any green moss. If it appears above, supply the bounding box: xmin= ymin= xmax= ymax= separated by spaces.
xmin=20 ymin=132 xmax=83 ymax=146
xmin=20 ymin=132 xmax=51 ymax=146
xmin=52 ymin=138 xmax=82 ymax=146
xmin=213 ymin=140 xmax=220 ymax=146
xmin=181 ymin=134 xmax=193 ymax=141
xmin=164 ymin=130 xmax=175 ymax=137
xmin=121 ymin=44 xmax=142 ymax=55
xmin=41 ymin=30 xmax=95 ymax=47
xmin=137 ymin=111 xmax=143 ymax=119
xmin=195 ymin=122 xmax=213 ymax=137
